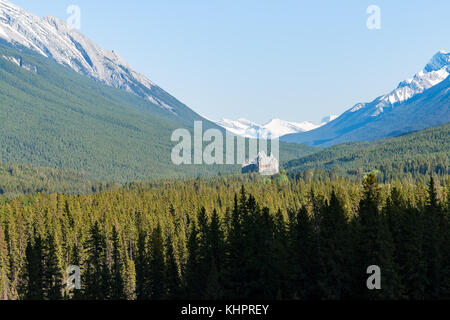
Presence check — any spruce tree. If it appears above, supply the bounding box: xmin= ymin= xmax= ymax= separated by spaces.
xmin=248 ymin=207 xmax=277 ymax=299
xmin=224 ymin=194 xmax=245 ymax=299
xmin=209 ymin=210 xmax=225 ymax=266
xmin=70 ymin=243 xmax=84 ymax=300
xmin=24 ymin=235 xmax=44 ymax=300
xmin=318 ymin=190 xmax=351 ymax=299
xmin=356 ymin=174 xmax=399 ymax=299
xmin=385 ymin=188 xmax=425 ymax=299
xmin=204 ymin=259 xmax=223 ymax=299
xmin=0 ymin=226 xmax=10 ymax=300
xmin=42 ymin=234 xmax=63 ymax=300
xmin=289 ymin=206 xmax=322 ymax=299
xmin=83 ymin=222 xmax=109 ymax=300
xmin=135 ymin=230 xmax=149 ymax=300
xmin=148 ymin=224 xmax=166 ymax=300
xmin=165 ymin=235 xmax=182 ymax=299
xmin=185 ymin=224 xmax=202 ymax=299
xmin=110 ymin=226 xmax=125 ymax=300
xmin=422 ymin=175 xmax=443 ymax=299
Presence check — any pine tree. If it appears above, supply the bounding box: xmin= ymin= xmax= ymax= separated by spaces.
xmin=124 ymin=257 xmax=136 ymax=300
xmin=42 ymin=234 xmax=63 ymax=300
xmin=70 ymin=243 xmax=84 ymax=300
xmin=317 ymin=190 xmax=351 ymax=299
xmin=165 ymin=236 xmax=182 ymax=299
xmin=289 ymin=206 xmax=321 ymax=299
xmin=110 ymin=226 xmax=125 ymax=300
xmin=196 ymin=207 xmax=210 ymax=295
xmin=135 ymin=230 xmax=149 ymax=300
xmin=148 ymin=224 xmax=166 ymax=300
xmin=248 ymin=206 xmax=277 ymax=299
xmin=204 ymin=259 xmax=223 ymax=299
xmin=441 ymin=186 xmax=450 ymax=299
xmin=385 ymin=188 xmax=426 ymax=299
xmin=185 ymin=224 xmax=202 ymax=299
xmin=207 ymin=209 xmax=225 ymax=280
xmin=83 ymin=222 xmax=109 ymax=300
xmin=356 ymin=174 xmax=399 ymax=299
xmin=24 ymin=235 xmax=44 ymax=300
xmin=224 ymin=194 xmax=244 ymax=299
xmin=422 ymin=175 xmax=443 ymax=299
xmin=0 ymin=226 xmax=10 ymax=300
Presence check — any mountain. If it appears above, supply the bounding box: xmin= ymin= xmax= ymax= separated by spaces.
xmin=215 ymin=117 xmax=337 ymax=139
xmin=284 ymin=123 xmax=450 ymax=182
xmin=0 ymin=0 xmax=239 ymax=182
xmin=282 ymin=51 xmax=450 ymax=147
xmin=0 ymin=39 xmax=233 ymax=182
xmin=0 ymin=0 xmax=196 ymax=116
xmin=321 ymin=115 xmax=339 ymax=124
xmin=0 ymin=44 xmax=313 ymax=182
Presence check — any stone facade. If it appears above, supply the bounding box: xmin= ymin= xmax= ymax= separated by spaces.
xmin=241 ymin=152 xmax=279 ymax=176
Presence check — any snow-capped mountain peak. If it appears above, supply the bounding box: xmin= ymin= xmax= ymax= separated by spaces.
xmin=425 ymin=50 xmax=450 ymax=72
xmin=0 ymin=0 xmax=179 ymax=112
xmin=321 ymin=115 xmax=339 ymax=124
xmin=215 ymin=117 xmax=338 ymax=139
xmin=281 ymin=50 xmax=450 ymax=147
xmin=263 ymin=118 xmax=320 ymax=136
xmin=348 ymin=50 xmax=450 ymax=117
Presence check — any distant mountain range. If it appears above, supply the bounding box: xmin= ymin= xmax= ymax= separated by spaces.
xmin=217 ymin=52 xmax=449 ymax=144
xmin=282 ymin=51 xmax=450 ymax=146
xmin=0 ymin=0 xmax=448 ymax=184
xmin=0 ymin=0 xmax=314 ymax=182
xmin=214 ymin=116 xmax=338 ymax=139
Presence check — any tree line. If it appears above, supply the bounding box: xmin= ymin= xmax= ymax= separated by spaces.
xmin=0 ymin=174 xmax=449 ymax=300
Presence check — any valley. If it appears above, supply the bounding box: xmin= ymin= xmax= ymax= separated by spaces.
xmin=0 ymin=0 xmax=448 ymax=303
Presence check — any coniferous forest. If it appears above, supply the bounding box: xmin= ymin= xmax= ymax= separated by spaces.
xmin=0 ymin=173 xmax=449 ymax=300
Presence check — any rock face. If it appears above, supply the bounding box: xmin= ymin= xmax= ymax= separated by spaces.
xmin=0 ymin=0 xmax=189 ymax=113
xmin=2 ymin=54 xmax=37 ymax=73
xmin=282 ymin=51 xmax=450 ymax=147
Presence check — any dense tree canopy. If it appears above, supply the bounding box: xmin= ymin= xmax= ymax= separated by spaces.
xmin=0 ymin=173 xmax=449 ymax=300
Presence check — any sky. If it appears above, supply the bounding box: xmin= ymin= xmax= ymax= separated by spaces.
xmin=12 ymin=0 xmax=450 ymax=124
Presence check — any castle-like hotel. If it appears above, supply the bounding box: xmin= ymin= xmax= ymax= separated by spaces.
xmin=241 ymin=152 xmax=279 ymax=176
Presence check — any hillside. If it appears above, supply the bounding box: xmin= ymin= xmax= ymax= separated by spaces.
xmin=0 ymin=162 xmax=108 ymax=198
xmin=0 ymin=40 xmax=314 ymax=183
xmin=284 ymin=123 xmax=450 ymax=181
xmin=0 ymin=40 xmax=220 ymax=181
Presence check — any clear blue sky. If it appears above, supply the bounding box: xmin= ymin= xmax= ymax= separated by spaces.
xmin=12 ymin=0 xmax=450 ymax=124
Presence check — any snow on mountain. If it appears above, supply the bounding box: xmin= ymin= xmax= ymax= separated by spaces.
xmin=215 ymin=117 xmax=337 ymax=139
xmin=282 ymin=51 xmax=450 ymax=147
xmin=321 ymin=115 xmax=339 ymax=124
xmin=425 ymin=50 xmax=450 ymax=72
xmin=0 ymin=0 xmax=177 ymax=112
xmin=349 ymin=51 xmax=450 ymax=117
xmin=263 ymin=119 xmax=321 ymax=137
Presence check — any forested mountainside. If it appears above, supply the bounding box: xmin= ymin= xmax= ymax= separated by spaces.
xmin=285 ymin=123 xmax=450 ymax=182
xmin=0 ymin=40 xmax=313 ymax=182
xmin=0 ymin=163 xmax=123 ymax=198
xmin=0 ymin=174 xmax=449 ymax=300
xmin=0 ymin=123 xmax=448 ymax=198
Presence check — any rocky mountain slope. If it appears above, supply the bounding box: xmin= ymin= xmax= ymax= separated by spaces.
xmin=282 ymin=51 xmax=450 ymax=147
xmin=0 ymin=0 xmax=196 ymax=116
